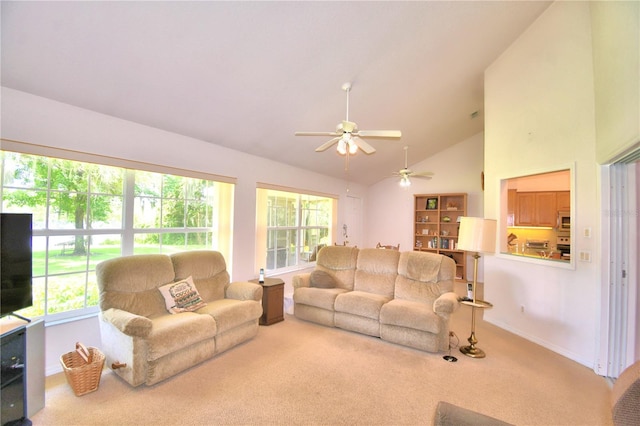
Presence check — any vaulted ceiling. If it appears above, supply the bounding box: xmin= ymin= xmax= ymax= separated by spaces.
xmin=1 ymin=1 xmax=551 ymax=185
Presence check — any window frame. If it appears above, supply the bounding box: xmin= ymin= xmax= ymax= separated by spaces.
xmin=255 ymin=184 xmax=337 ymax=276
xmin=1 ymin=139 xmax=236 ymax=323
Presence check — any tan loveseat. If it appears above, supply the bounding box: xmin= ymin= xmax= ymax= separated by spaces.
xmin=293 ymin=245 xmax=459 ymax=352
xmin=96 ymin=250 xmax=263 ymax=386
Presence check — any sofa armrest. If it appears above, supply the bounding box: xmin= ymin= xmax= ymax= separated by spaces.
xmin=433 ymin=292 xmax=460 ymax=315
xmin=226 ymin=281 xmax=263 ymax=302
xmin=292 ymin=273 xmax=311 ymax=289
xmin=101 ymin=308 xmax=152 ymax=338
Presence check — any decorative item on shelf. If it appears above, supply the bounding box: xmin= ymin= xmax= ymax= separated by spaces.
xmin=422 ymin=229 xmax=429 ymax=235
xmin=446 ymin=201 xmax=458 ymax=210
xmin=442 ymin=216 xmax=451 ymax=222
xmin=456 ymin=217 xmax=497 ymax=359
xmin=426 ymin=198 xmax=438 ymax=210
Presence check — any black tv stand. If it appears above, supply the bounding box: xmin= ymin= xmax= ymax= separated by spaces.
xmin=6 ymin=313 xmax=31 ymax=323
xmin=1 ymin=325 xmax=29 ymax=426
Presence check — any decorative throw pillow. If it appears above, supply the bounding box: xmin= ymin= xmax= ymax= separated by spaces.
xmin=158 ymin=276 xmax=207 ymax=314
xmin=310 ymin=270 xmax=336 ymax=288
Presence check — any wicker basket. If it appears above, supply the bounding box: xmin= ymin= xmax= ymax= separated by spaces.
xmin=60 ymin=342 xmax=105 ymax=396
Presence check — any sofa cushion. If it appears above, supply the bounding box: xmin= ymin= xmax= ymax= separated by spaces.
xmin=146 ymin=312 xmax=217 ymax=361
xmin=395 ymin=252 xmax=455 ymax=303
xmin=197 ymin=299 xmax=262 ymax=334
xmin=310 ymin=270 xmax=337 ymax=288
xmin=315 ymin=246 xmax=359 ymax=290
xmin=335 ymin=291 xmax=391 ymax=320
xmin=171 ymin=251 xmax=230 ymax=302
xmin=158 ymin=276 xmax=208 ymax=314
xmin=96 ymin=254 xmax=175 ymax=318
xmin=380 ymin=299 xmax=442 ymax=334
xmin=293 ymin=287 xmax=350 ymax=310
xmin=353 ymin=248 xmax=400 ymax=297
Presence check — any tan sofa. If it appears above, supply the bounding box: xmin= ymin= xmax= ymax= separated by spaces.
xmin=292 ymin=245 xmax=459 ymax=352
xmin=96 ymin=250 xmax=263 ymax=387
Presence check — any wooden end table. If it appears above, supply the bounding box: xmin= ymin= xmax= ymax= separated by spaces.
xmin=250 ymin=277 xmax=284 ymax=325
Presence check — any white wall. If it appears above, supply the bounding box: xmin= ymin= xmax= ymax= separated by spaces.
xmin=1 ymin=87 xmax=367 ymax=374
xmin=484 ymin=2 xmax=599 ymax=367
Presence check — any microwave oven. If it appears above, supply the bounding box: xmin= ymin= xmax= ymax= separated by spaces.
xmin=558 ymin=211 xmax=570 ymax=232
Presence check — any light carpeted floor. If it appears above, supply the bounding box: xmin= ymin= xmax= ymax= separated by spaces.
xmin=31 ymin=307 xmax=612 ymax=426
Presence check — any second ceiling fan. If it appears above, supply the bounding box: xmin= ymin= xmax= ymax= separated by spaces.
xmin=295 ymin=82 xmax=401 ymax=155
xmin=393 ymin=146 xmax=434 ymax=187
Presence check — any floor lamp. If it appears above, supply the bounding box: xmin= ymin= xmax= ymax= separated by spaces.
xmin=456 ymin=217 xmax=497 ymax=358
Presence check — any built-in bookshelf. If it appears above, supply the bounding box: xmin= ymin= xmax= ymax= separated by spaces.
xmin=413 ymin=193 xmax=468 ymax=281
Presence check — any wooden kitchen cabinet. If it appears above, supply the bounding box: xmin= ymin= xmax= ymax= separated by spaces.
xmin=515 ymin=191 xmax=557 ymax=227
xmin=535 ymin=192 xmax=557 ymax=226
xmin=556 ymin=191 xmax=570 ymax=211
xmin=413 ymin=193 xmax=467 ymax=281
xmin=515 ymin=192 xmax=536 ymax=226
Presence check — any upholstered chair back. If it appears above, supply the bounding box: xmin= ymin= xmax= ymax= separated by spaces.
xmin=314 ymin=245 xmax=359 ymax=290
xmin=354 ymin=248 xmax=400 ymax=298
xmin=394 ymin=251 xmax=455 ymax=304
xmin=170 ymin=250 xmax=230 ymax=302
xmin=96 ymin=254 xmax=174 ymax=318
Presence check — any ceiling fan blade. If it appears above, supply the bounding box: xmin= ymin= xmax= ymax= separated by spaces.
xmin=315 ymin=137 xmax=341 ymax=152
xmin=295 ymin=131 xmax=341 ymax=137
xmin=414 ymin=171 xmax=434 ymax=177
xmin=356 ymin=130 xmax=401 ymax=138
xmin=413 ymin=174 xmax=433 ymax=180
xmin=352 ymin=136 xmax=376 ymax=155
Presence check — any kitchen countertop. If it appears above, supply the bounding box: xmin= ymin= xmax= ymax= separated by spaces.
xmin=504 ymin=251 xmax=570 ymax=262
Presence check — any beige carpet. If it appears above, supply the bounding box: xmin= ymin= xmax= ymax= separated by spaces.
xmin=31 ymin=308 xmax=612 ymax=426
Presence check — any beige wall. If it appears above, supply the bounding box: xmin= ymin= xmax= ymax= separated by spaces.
xmin=590 ymin=1 xmax=640 ymax=163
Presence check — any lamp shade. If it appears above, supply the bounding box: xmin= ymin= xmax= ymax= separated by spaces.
xmin=457 ymin=217 xmax=497 ymax=253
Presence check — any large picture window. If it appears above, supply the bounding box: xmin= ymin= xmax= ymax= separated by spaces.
xmin=1 ymin=148 xmax=234 ymax=321
xmin=256 ymin=186 xmax=336 ymax=274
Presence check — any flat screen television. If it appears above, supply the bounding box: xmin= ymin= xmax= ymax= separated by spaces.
xmin=0 ymin=213 xmax=33 ymax=317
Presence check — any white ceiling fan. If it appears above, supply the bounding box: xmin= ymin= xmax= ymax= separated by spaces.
xmin=393 ymin=146 xmax=433 ymax=187
xmin=295 ymin=82 xmax=401 ymax=155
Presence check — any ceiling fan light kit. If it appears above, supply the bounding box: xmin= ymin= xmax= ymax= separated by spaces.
xmin=295 ymin=82 xmax=402 ymax=157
